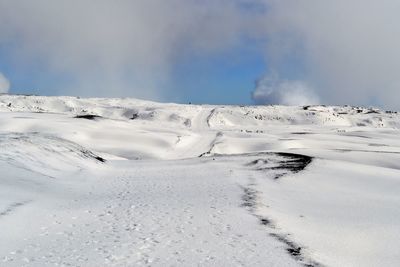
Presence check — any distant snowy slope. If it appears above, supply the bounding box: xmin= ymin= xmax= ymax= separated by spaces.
xmin=1 ymin=95 xmax=399 ymax=128
xmin=1 ymin=94 xmax=399 ymax=161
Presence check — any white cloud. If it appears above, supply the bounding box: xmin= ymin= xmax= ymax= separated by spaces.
xmin=252 ymin=73 xmax=319 ymax=106
xmin=260 ymin=0 xmax=400 ymax=109
xmin=0 ymin=73 xmax=10 ymax=94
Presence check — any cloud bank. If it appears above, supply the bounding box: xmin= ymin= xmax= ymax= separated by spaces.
xmin=259 ymin=0 xmax=400 ymax=109
xmin=0 ymin=73 xmax=10 ymax=94
xmin=1 ymin=1 xmax=400 ymax=109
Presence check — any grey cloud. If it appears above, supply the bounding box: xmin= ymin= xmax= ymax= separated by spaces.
xmin=0 ymin=72 xmax=10 ymax=93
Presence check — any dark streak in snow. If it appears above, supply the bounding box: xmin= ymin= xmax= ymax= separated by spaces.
xmin=239 ymin=152 xmax=322 ymax=266
xmin=0 ymin=201 xmax=31 ymax=218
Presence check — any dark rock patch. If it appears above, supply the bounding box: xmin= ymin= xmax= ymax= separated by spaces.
xmin=74 ymin=114 xmax=102 ymax=120
xmin=244 ymin=152 xmax=313 ymax=180
xmin=0 ymin=201 xmax=30 ymax=218
xmin=130 ymin=113 xmax=139 ymax=120
xmin=270 ymin=233 xmax=322 ymax=267
xmin=274 ymin=153 xmax=312 ymax=174
xmin=258 ymin=216 xmax=272 ymax=226
xmin=240 ymin=186 xmax=258 ymax=212
xmin=246 ymin=159 xmax=269 ymax=166
xmin=292 ymin=132 xmax=314 ymax=135
xmin=80 ymin=149 xmax=106 ymax=163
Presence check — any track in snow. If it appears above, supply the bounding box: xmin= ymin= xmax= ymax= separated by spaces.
xmin=1 ymin=157 xmax=305 ymax=266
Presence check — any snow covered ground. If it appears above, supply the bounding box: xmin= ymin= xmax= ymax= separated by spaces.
xmin=0 ymin=95 xmax=399 ymax=266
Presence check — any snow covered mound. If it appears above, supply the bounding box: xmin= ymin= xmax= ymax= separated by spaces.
xmin=0 ymin=132 xmax=105 ymax=178
xmin=0 ymin=95 xmax=400 ymax=267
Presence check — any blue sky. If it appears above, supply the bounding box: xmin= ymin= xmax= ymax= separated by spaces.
xmin=0 ymin=46 xmax=68 ymax=97
xmin=0 ymin=40 xmax=267 ymax=105
xmin=168 ymin=43 xmax=267 ymax=105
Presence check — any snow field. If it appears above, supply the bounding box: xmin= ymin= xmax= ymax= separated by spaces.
xmin=0 ymin=95 xmax=399 ymax=266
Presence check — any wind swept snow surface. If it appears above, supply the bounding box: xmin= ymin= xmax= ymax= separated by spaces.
xmin=0 ymin=95 xmax=400 ymax=266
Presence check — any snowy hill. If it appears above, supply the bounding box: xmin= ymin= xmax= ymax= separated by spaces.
xmin=0 ymin=95 xmax=399 ymax=266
